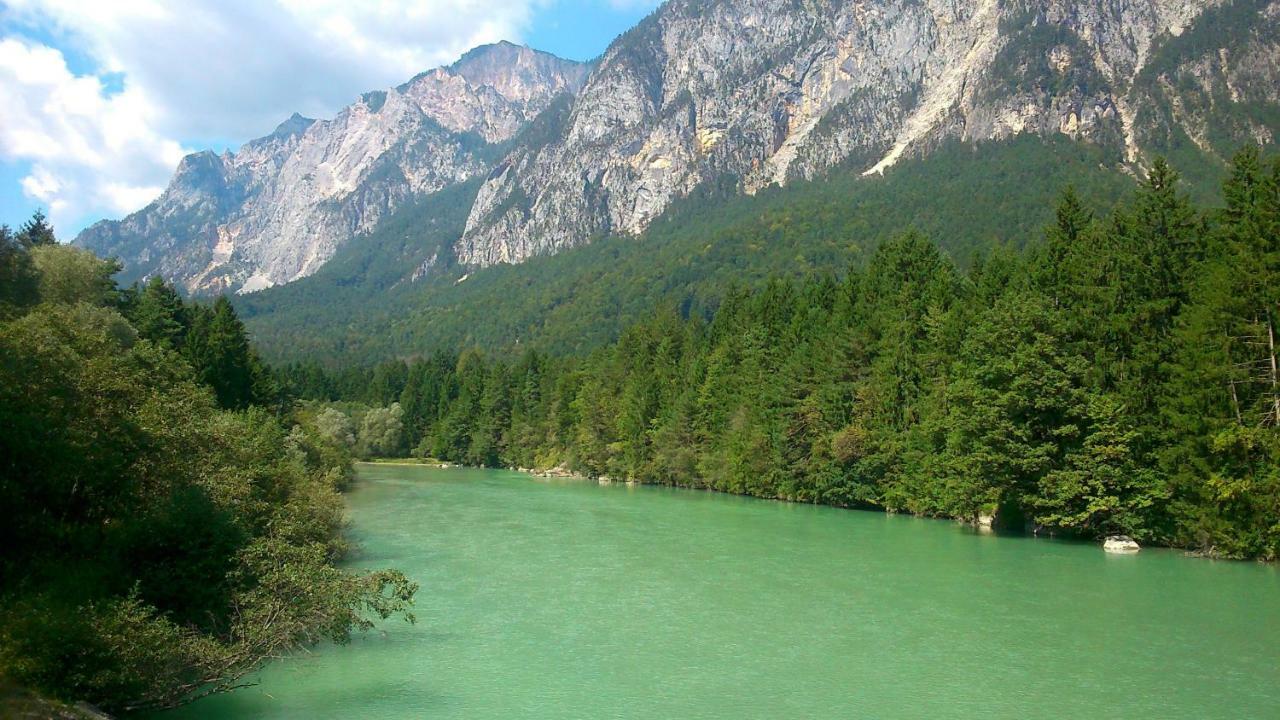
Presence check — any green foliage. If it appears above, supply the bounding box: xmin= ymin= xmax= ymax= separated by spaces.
xmin=31 ymin=245 xmax=120 ymax=307
xmin=16 ymin=209 xmax=57 ymax=247
xmin=1035 ymin=396 xmax=1164 ymax=538
xmin=357 ymin=403 xmax=406 ymax=458
xmin=314 ymin=406 xmax=357 ymax=451
xmin=132 ymin=276 xmax=189 ymax=349
xmin=302 ymin=147 xmax=1280 ymax=559
xmin=0 ymin=242 xmax=415 ymax=711
xmin=0 ymin=223 xmax=40 ymax=316
xmin=184 ymin=297 xmax=265 ymax=410
xmin=240 ymin=136 xmax=1134 ymax=365
xmin=927 ymin=291 xmax=1091 ymax=520
xmin=1159 ymin=145 xmax=1280 ymax=556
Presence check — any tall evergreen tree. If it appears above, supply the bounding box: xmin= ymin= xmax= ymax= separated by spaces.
xmin=1162 ymin=148 xmax=1280 ymax=557
xmin=187 ymin=297 xmax=257 ymax=410
xmin=131 ymin=277 xmax=189 ymax=349
xmin=0 ymin=225 xmax=40 ymax=316
xmin=1034 ymin=186 xmax=1094 ymax=306
xmin=16 ymin=209 xmax=57 ymax=247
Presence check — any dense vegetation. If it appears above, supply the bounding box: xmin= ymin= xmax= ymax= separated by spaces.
xmin=283 ymin=148 xmax=1280 ymax=559
xmin=240 ymin=136 xmax=1146 ymax=364
xmin=0 ymin=222 xmax=415 ymax=713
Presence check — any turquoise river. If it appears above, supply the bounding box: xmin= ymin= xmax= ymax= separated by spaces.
xmin=168 ymin=464 xmax=1280 ymax=719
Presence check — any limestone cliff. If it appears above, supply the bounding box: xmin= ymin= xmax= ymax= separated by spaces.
xmin=77 ymin=2 xmax=1280 ymax=290
xmin=75 ymin=42 xmax=588 ymax=293
xmin=457 ymin=0 xmax=1278 ymax=266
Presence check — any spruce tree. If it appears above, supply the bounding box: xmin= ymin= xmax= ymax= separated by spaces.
xmin=0 ymin=225 xmax=40 ymax=315
xmin=187 ymin=297 xmax=256 ymax=410
xmin=131 ymin=277 xmax=188 ymax=349
xmin=16 ymin=209 xmax=56 ymax=247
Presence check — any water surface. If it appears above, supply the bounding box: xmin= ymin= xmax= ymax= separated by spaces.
xmin=170 ymin=465 xmax=1280 ymax=719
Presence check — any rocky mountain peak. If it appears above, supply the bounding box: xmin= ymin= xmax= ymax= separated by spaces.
xmin=76 ymin=0 xmax=1279 ymax=297
xmin=270 ymin=112 xmax=316 ymax=139
xmin=76 ymin=45 xmax=589 ymax=294
xmin=452 ymin=41 xmax=592 ymax=104
xmin=456 ymin=0 xmax=1276 ymax=267
xmin=396 ymin=42 xmax=590 ymax=144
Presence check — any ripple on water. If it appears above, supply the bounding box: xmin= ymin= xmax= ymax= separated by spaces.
xmin=163 ymin=465 xmax=1280 ymax=720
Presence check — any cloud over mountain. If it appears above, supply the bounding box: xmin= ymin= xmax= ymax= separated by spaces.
xmin=0 ymin=0 xmax=542 ymax=230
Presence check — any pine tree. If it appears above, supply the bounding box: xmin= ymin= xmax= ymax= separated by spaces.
xmin=0 ymin=224 xmax=40 ymax=315
xmin=1036 ymin=396 xmax=1164 ymax=539
xmin=1034 ymin=186 xmax=1094 ymax=306
xmin=131 ymin=277 xmax=188 ymax=349
xmin=934 ymin=291 xmax=1090 ymax=523
xmin=1162 ymin=148 xmax=1280 ymax=557
xmin=187 ymin=297 xmax=256 ymax=409
xmin=16 ymin=209 xmax=56 ymax=247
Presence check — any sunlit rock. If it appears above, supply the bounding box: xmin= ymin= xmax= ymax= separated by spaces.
xmin=1103 ymin=535 xmax=1141 ymax=553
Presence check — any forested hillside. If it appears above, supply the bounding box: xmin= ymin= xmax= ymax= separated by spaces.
xmin=0 ymin=224 xmax=415 ymax=713
xmin=240 ymin=136 xmax=1144 ymax=363
xmin=281 ymin=148 xmax=1280 ymax=559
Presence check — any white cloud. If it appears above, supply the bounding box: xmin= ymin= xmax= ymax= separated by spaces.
xmin=0 ymin=0 xmax=543 ymax=232
xmin=5 ymin=0 xmax=541 ymax=140
xmin=0 ymin=37 xmax=183 ymax=229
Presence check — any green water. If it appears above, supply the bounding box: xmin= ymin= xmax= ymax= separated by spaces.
xmin=170 ymin=465 xmax=1280 ymax=719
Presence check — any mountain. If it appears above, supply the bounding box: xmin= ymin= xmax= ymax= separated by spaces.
xmin=457 ymin=0 xmax=1279 ymax=265
xmin=75 ymin=42 xmax=588 ymax=294
xmin=237 ymin=134 xmax=1138 ymax=364
xmin=76 ymin=0 xmax=1278 ymax=331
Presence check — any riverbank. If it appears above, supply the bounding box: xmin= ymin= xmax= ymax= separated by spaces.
xmin=0 ymin=682 xmax=112 ymax=719
xmin=361 ymin=458 xmax=1269 ymax=560
xmin=170 ymin=463 xmax=1280 ymax=719
xmin=357 ymin=458 xmax=455 ymax=468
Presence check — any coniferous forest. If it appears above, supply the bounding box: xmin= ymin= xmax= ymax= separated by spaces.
xmin=6 ymin=0 xmax=1280 ymax=714
xmin=279 ymin=149 xmax=1280 ymax=560
xmin=5 ymin=147 xmax=1279 ymax=714
xmin=0 ymin=224 xmax=415 ymax=713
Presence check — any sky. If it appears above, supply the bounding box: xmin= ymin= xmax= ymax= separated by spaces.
xmin=0 ymin=0 xmax=660 ymax=237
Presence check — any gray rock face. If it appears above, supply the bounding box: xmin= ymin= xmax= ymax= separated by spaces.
xmin=76 ymin=42 xmax=588 ymax=294
xmin=78 ymin=2 xmax=1280 ymax=292
xmin=457 ymin=0 xmax=1278 ymax=267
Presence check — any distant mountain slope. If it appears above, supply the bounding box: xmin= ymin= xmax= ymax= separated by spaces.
xmin=76 ymin=0 xmax=1279 ymax=321
xmin=237 ymin=135 xmax=1141 ymax=364
xmin=456 ymin=0 xmax=1279 ymax=266
xmin=75 ymin=43 xmax=588 ymax=294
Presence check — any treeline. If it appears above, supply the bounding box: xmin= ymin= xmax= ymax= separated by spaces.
xmin=0 ymin=223 xmax=414 ymax=712
xmin=244 ymin=136 xmax=1136 ymax=364
xmin=284 ymin=148 xmax=1280 ymax=559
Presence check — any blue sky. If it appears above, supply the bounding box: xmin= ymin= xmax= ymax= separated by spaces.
xmin=0 ymin=0 xmax=660 ymax=237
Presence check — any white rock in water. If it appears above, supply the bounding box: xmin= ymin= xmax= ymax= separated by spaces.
xmin=1103 ymin=535 xmax=1141 ymax=553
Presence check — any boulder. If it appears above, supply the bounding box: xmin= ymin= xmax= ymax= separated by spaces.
xmin=1103 ymin=535 xmax=1141 ymax=553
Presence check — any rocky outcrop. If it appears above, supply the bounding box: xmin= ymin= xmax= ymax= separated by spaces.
xmin=76 ymin=43 xmax=588 ymax=294
xmin=516 ymin=464 xmax=587 ymax=480
xmin=457 ymin=0 xmax=1277 ymax=267
xmin=1104 ymin=535 xmax=1142 ymax=553
xmin=0 ymin=682 xmax=113 ymax=719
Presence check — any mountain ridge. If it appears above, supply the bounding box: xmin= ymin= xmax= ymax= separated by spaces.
xmin=75 ymin=42 xmax=589 ymax=294
xmin=75 ymin=0 xmax=1280 ymax=298
xmin=457 ymin=0 xmax=1277 ymax=266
